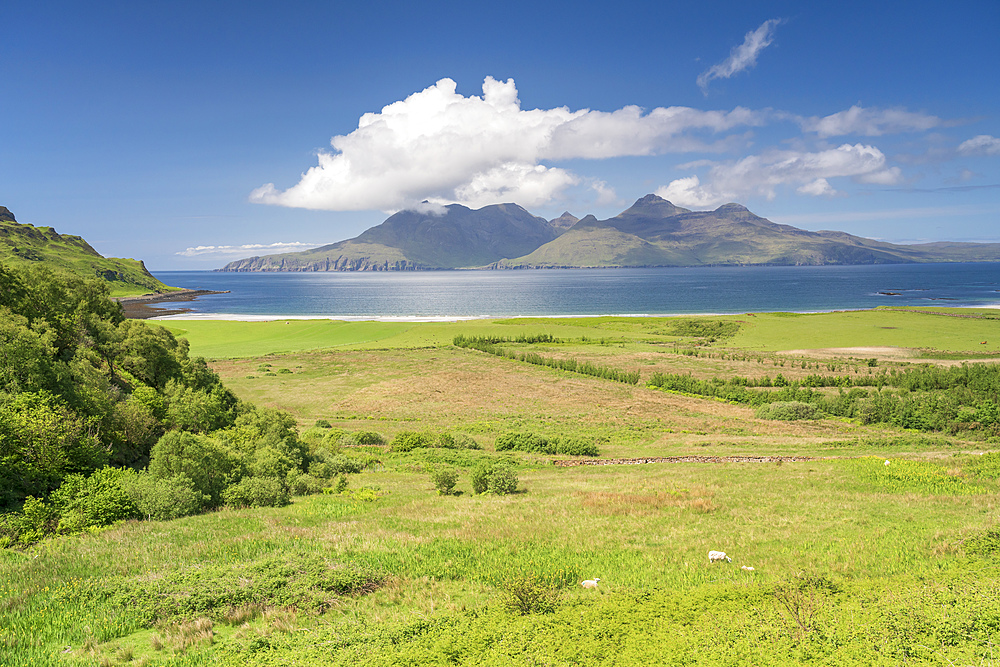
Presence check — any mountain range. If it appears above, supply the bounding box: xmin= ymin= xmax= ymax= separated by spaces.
xmin=215 ymin=194 xmax=1000 ymax=271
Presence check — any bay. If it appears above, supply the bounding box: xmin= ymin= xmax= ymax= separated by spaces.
xmin=151 ymin=263 xmax=1000 ymax=319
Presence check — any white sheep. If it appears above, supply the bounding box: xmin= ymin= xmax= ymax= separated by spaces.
xmin=708 ymin=550 xmax=732 ymax=563
xmin=741 ymin=565 xmax=755 ymax=572
xmin=581 ymin=578 xmax=601 ymax=589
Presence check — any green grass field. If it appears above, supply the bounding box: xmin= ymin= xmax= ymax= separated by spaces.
xmin=5 ymin=308 xmax=1000 ymax=666
xmin=163 ymin=307 xmax=1000 ymax=360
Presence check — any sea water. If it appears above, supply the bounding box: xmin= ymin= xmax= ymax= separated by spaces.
xmin=150 ymin=263 xmax=1000 ymax=319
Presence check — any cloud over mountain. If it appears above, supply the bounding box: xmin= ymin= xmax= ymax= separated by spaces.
xmin=250 ymin=77 xmax=766 ymax=212
xmin=656 ymin=144 xmax=902 ymax=207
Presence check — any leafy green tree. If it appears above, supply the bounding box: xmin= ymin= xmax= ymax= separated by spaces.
xmin=148 ymin=431 xmax=239 ymax=505
xmin=0 ymin=391 xmax=108 ymax=506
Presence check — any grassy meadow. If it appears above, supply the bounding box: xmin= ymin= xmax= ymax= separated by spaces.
xmin=4 ymin=307 xmax=1000 ymax=665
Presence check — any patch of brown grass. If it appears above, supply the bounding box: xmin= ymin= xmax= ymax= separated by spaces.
xmin=152 ymin=617 xmax=215 ymax=653
xmin=578 ymin=485 xmax=718 ymax=515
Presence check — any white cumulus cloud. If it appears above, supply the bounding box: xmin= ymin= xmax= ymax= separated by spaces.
xmin=800 ymin=105 xmax=945 ymax=137
xmin=250 ymin=77 xmax=767 ymax=212
xmin=697 ymin=19 xmax=782 ymax=95
xmin=958 ymin=134 xmax=1000 ymax=156
xmin=176 ymin=242 xmax=321 ymax=258
xmin=656 ymin=143 xmax=902 ymax=208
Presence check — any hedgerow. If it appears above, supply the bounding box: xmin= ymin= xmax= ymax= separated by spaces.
xmin=454 ymin=335 xmax=640 ymax=385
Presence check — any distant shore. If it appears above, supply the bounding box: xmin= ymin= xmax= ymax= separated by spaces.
xmin=115 ymin=289 xmax=229 ymax=319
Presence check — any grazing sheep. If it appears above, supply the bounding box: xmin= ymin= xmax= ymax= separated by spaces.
xmin=741 ymin=565 xmax=755 ymax=572
xmin=581 ymin=578 xmax=601 ymax=589
xmin=708 ymin=551 xmax=731 ymax=563
xmin=884 ymin=460 xmax=891 ymax=466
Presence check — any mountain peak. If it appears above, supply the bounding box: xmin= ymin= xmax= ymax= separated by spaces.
xmin=619 ymin=194 xmax=691 ymax=219
xmin=715 ymin=203 xmax=748 ymax=213
xmin=549 ymin=211 xmax=579 ymax=231
xmin=0 ymin=206 xmax=15 ymax=223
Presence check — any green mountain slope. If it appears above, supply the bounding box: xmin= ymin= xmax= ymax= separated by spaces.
xmin=0 ymin=206 xmax=176 ymax=296
xmin=498 ymin=195 xmax=1000 ymax=268
xmin=221 ymin=203 xmax=563 ymax=271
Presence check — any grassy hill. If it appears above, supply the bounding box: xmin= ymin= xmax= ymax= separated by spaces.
xmin=0 ymin=206 xmax=176 ymax=296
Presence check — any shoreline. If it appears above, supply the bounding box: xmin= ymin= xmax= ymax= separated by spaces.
xmin=116 ymin=289 xmax=230 ymax=319
xmin=147 ymin=304 xmax=1000 ymax=323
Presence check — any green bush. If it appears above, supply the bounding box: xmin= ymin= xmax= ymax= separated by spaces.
xmin=495 ymin=432 xmax=549 ymax=453
xmin=342 ymin=431 xmax=385 ymax=447
xmin=497 ymin=574 xmax=560 ymax=615
xmin=314 ymin=419 xmax=332 ymax=428
xmin=431 ymin=466 xmax=460 ymax=495
xmin=487 ymin=464 xmax=519 ymax=495
xmin=755 ymin=401 xmax=822 ymax=421
xmin=0 ymin=391 xmax=109 ymax=506
xmin=471 ymin=460 xmax=519 ymax=495
xmin=49 ymin=466 xmax=138 ymax=534
xmin=149 ymin=431 xmax=240 ymax=505
xmin=309 ymin=451 xmax=364 ymax=478
xmin=0 ymin=496 xmax=59 ymax=545
xmin=288 ymin=472 xmax=325 ymax=496
xmin=120 ymin=471 xmax=210 ymax=521
xmin=390 ymin=431 xmax=433 ymax=452
xmin=222 ymin=477 xmax=290 ymax=508
xmin=551 ymin=436 xmax=600 ymax=457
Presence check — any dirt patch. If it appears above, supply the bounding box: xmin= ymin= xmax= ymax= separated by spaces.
xmin=779 ymin=346 xmax=920 ymax=360
xmin=553 ymin=455 xmax=840 ymax=467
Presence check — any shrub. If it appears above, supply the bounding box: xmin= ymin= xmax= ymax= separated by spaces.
xmin=222 ymin=477 xmax=289 ymax=508
xmin=471 ymin=462 xmax=491 ymax=495
xmin=121 ymin=471 xmax=210 ymax=521
xmin=342 ymin=431 xmax=385 ymax=447
xmin=487 ymin=464 xmax=519 ymax=495
xmin=390 ymin=431 xmax=433 ymax=452
xmin=0 ymin=391 xmax=109 ymax=506
xmin=431 ymin=466 xmax=459 ymax=495
xmin=755 ymin=401 xmax=821 ymax=421
xmin=288 ymin=472 xmax=325 ymax=496
xmin=471 ymin=460 xmax=519 ymax=495
xmin=551 ymin=437 xmax=600 ymax=457
xmin=309 ymin=452 xmax=364 ymax=478
xmin=497 ymin=574 xmax=560 ymax=615
xmin=149 ymin=431 xmax=240 ymax=505
xmin=495 ymin=432 xmax=550 ymax=454
xmin=314 ymin=419 xmax=332 ymax=428
xmin=0 ymin=496 xmax=59 ymax=545
xmin=49 ymin=466 xmax=139 ymax=533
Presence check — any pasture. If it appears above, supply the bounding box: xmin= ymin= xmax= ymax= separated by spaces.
xmin=3 ymin=308 xmax=1000 ymax=666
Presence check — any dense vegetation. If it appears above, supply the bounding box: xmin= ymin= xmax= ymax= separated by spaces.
xmin=0 ymin=265 xmax=359 ymax=546
xmin=648 ymin=363 xmax=1000 ymax=438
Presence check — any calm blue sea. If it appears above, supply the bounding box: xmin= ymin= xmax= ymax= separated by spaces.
xmin=150 ymin=264 xmax=1000 ymax=318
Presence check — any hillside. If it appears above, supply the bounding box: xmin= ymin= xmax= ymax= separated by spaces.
xmin=0 ymin=206 xmax=176 ymax=296
xmin=220 ymin=196 xmax=1000 ymax=271
xmin=221 ymin=203 xmax=563 ymax=271
xmin=496 ymin=195 xmax=1000 ymax=268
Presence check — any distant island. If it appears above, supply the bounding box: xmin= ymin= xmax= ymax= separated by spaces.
xmin=219 ymin=195 xmax=1000 ymax=272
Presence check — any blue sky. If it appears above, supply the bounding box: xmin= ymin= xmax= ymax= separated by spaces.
xmin=2 ymin=0 xmax=999 ymax=270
